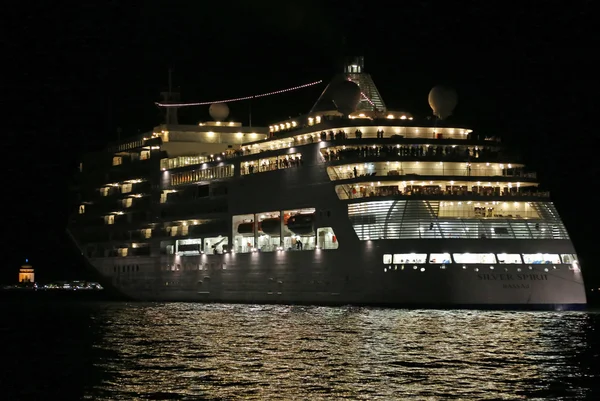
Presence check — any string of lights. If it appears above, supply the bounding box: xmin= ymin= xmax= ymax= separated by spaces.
xmin=361 ymin=92 xmax=375 ymax=106
xmin=156 ymin=80 xmax=323 ymax=107
xmin=345 ymin=77 xmax=375 ymax=107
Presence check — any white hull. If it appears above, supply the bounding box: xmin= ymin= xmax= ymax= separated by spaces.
xmin=88 ymin=239 xmax=587 ymax=310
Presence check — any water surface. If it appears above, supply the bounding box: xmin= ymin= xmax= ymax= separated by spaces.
xmin=2 ymin=302 xmax=599 ymax=400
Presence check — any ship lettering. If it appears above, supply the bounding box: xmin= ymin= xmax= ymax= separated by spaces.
xmin=503 ymin=283 xmax=530 ymax=289
xmin=477 ymin=274 xmax=515 ymax=281
xmin=516 ymin=274 xmax=548 ymax=281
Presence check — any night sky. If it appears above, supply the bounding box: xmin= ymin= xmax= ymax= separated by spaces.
xmin=4 ymin=1 xmax=596 ymax=287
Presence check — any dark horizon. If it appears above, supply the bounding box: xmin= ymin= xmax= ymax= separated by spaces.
xmin=5 ymin=2 xmax=596 ymax=290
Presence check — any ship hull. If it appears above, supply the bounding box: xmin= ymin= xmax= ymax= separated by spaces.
xmin=87 ymin=239 xmax=587 ymax=310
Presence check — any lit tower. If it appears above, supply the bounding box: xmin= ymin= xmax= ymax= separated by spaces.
xmin=19 ymin=259 xmax=35 ymax=283
xmin=310 ymin=56 xmax=387 ymax=114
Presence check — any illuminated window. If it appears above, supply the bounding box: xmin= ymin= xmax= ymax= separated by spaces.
xmin=522 ymin=253 xmax=560 ymax=264
xmin=394 ymin=253 xmax=427 ymax=264
xmin=429 ymin=253 xmax=451 ymax=264
xmin=122 ymin=198 xmax=132 ymax=208
xmin=560 ymin=254 xmax=578 ymax=264
xmin=453 ymin=253 xmax=496 ymax=264
xmin=383 ymin=254 xmax=392 ymax=264
xmin=104 ymin=215 xmax=114 ymax=225
xmin=78 ymin=205 xmax=85 ymax=214
xmin=170 ymin=165 xmax=234 ymax=185
xmin=100 ymin=187 xmax=109 ymax=196
xmin=496 ymin=253 xmax=522 ymax=264
xmin=112 ymin=157 xmax=122 ymax=166
xmin=140 ymin=150 xmax=150 ymax=160
xmin=121 ymin=183 xmax=132 ymax=193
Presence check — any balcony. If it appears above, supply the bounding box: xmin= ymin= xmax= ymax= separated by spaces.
xmin=336 ymin=183 xmax=550 ymax=201
xmin=327 ymin=162 xmax=534 ymax=181
xmin=322 ymin=144 xmax=516 ymax=164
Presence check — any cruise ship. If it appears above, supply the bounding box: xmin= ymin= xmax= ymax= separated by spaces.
xmin=68 ymin=57 xmax=587 ymax=309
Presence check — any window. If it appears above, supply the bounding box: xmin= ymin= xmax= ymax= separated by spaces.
xmin=429 ymin=253 xmax=451 ymax=264
xmin=112 ymin=157 xmax=122 ymax=166
xmin=122 ymin=198 xmax=133 ymax=208
xmin=496 ymin=253 xmax=522 ymax=264
xmin=79 ymin=205 xmax=85 ymax=214
xmin=100 ymin=187 xmax=109 ymax=196
xmin=394 ymin=253 xmax=427 ymax=264
xmin=121 ymin=183 xmax=132 ymax=193
xmin=142 ymin=228 xmax=152 ymax=239
xmin=560 ymin=254 xmax=578 ymax=264
xmin=170 ymin=165 xmax=234 ymax=186
xmin=383 ymin=254 xmax=392 ymax=264
xmin=140 ymin=150 xmax=150 ymax=160
xmin=522 ymin=253 xmax=560 ymax=264
xmin=104 ymin=215 xmax=114 ymax=225
xmin=241 ymin=154 xmax=302 ymax=175
xmin=453 ymin=253 xmax=496 ymax=264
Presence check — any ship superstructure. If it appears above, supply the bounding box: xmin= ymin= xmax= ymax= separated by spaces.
xmin=68 ymin=58 xmax=586 ymax=309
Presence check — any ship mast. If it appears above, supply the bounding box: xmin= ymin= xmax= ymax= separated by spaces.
xmin=160 ymin=68 xmax=180 ymax=125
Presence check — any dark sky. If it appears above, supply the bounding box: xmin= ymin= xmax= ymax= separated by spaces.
xmin=4 ymin=1 xmax=596 ymax=286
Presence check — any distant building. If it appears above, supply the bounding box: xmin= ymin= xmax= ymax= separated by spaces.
xmin=19 ymin=259 xmax=35 ymax=283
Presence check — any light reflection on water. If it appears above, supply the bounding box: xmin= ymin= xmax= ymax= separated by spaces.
xmin=2 ymin=302 xmax=598 ymax=400
xmin=88 ymin=304 xmax=598 ymax=400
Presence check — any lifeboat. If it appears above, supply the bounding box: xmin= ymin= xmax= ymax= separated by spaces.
xmin=237 ymin=221 xmax=262 ymax=235
xmin=261 ymin=218 xmax=293 ymax=236
xmin=286 ymin=213 xmax=315 ymax=235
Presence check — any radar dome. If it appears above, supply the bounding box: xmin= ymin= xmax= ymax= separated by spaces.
xmin=209 ymin=102 xmax=230 ymax=121
xmin=331 ymin=80 xmax=361 ymax=116
xmin=428 ymin=86 xmax=457 ymax=120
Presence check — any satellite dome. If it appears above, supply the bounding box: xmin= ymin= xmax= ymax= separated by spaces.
xmin=331 ymin=80 xmax=361 ymax=116
xmin=428 ymin=86 xmax=457 ymax=120
xmin=209 ymin=102 xmax=230 ymax=121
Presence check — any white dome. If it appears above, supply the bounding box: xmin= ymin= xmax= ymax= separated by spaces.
xmin=428 ymin=86 xmax=458 ymax=120
xmin=209 ymin=103 xmax=230 ymax=121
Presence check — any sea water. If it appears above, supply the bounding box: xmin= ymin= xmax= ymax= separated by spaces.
xmin=1 ymin=301 xmax=599 ymax=400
